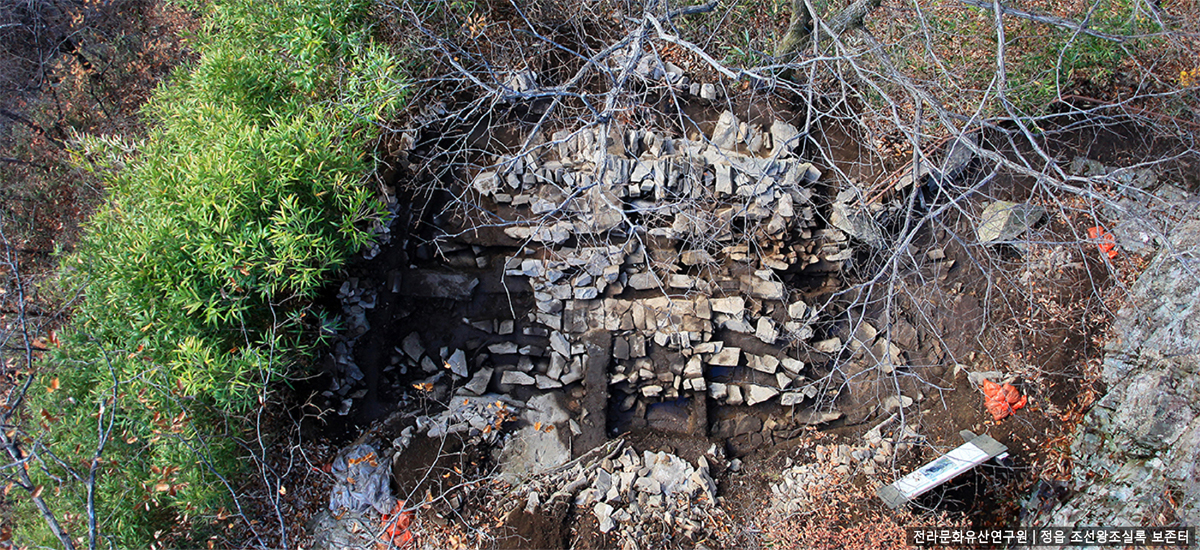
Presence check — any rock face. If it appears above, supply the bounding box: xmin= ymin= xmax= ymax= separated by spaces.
xmin=1023 ymin=216 xmax=1200 ymax=532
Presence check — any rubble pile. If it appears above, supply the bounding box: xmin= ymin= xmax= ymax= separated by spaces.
xmin=582 ymin=447 xmax=720 ymax=540
xmin=324 ymin=277 xmax=378 ymax=415
xmin=771 ymin=414 xmax=923 ymax=512
xmin=502 ymin=440 xmax=725 ymax=546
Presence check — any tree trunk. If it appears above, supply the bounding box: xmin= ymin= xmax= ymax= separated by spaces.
xmin=776 ymin=0 xmax=882 ymax=56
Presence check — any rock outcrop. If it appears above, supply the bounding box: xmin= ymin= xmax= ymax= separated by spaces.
xmin=1023 ymin=213 xmax=1200 ymax=531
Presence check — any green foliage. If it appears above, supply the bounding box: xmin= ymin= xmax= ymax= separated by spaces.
xmin=875 ymin=0 xmax=1168 ymax=117
xmin=14 ymin=0 xmax=404 ymax=546
xmin=1000 ymin=0 xmax=1162 ymax=110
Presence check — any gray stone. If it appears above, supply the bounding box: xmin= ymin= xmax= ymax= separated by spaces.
xmin=488 ymin=341 xmax=519 ymax=354
xmin=628 ymin=271 xmax=660 ymax=291
xmin=328 ymin=444 xmax=392 ymax=514
xmin=882 ymin=394 xmax=914 ymax=411
xmin=724 ymin=317 xmax=754 ymax=334
xmin=781 ymin=357 xmax=804 ymax=374
xmin=726 ymin=384 xmax=744 ymax=405
xmin=549 ymin=353 xmax=568 ymax=379
xmin=401 ymin=333 xmax=424 ymax=362
xmin=830 ymin=200 xmax=885 ymax=248
xmin=751 ymin=354 xmax=779 ymax=374
xmin=756 ymin=317 xmax=778 ymax=344
xmin=521 ymin=259 xmax=544 ymax=278
xmin=668 ymin=274 xmax=695 ymax=289
xmin=462 ymin=367 xmax=492 ymax=395
xmin=709 ymin=347 xmax=741 ymax=366
xmin=779 ymin=392 xmax=806 ymax=406
xmin=710 ymin=110 xmax=740 ymax=151
xmin=715 ymin=163 xmax=734 ymax=195
xmin=813 ymin=338 xmax=842 ymax=354
xmin=498 ymin=320 xmax=515 ymax=335
xmin=595 ymin=502 xmax=616 ymax=533
xmin=934 ymin=134 xmax=977 ymax=185
xmin=746 ymin=277 xmax=786 ymax=301
xmin=976 ymin=200 xmax=1046 ymax=244
xmin=499 ymin=393 xmax=571 ymax=480
xmin=709 ymin=382 xmax=728 ymax=400
xmin=549 ymin=332 xmax=571 ymax=358
xmin=446 ymin=349 xmax=468 ymax=377
xmin=787 ymin=301 xmax=808 ymax=319
xmin=1023 ymin=215 xmax=1200 ymax=533
xmin=681 ymin=249 xmax=716 ymax=266
xmin=613 ymin=338 xmax=630 ymax=360
xmin=711 ymin=296 xmax=745 ymax=315
xmin=473 ymin=171 xmax=499 ymax=195
xmin=746 ymin=125 xmax=765 ymax=154
xmin=421 ymin=356 xmax=439 ymax=373
xmin=634 ymin=476 xmax=662 ymax=494
xmin=700 ymin=83 xmax=717 ymax=100
xmin=890 ymin=319 xmax=918 ymax=350
xmin=745 ymin=384 xmax=779 ymax=406
xmin=504 ymin=71 xmax=537 ymax=94
xmin=770 ymin=120 xmax=801 ymax=155
xmin=501 ymin=371 xmax=536 ymax=385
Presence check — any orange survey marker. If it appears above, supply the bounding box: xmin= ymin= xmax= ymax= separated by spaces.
xmin=378 ymin=500 xmax=415 ymax=549
xmin=981 ymin=379 xmax=1027 ymax=421
xmin=1087 ymin=226 xmax=1119 ymax=259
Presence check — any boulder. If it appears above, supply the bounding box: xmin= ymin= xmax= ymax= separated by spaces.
xmin=976 ymin=200 xmax=1046 ymax=244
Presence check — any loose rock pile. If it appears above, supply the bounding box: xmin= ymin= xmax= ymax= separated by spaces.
xmin=771 ymin=414 xmax=923 ymax=512
xmin=502 ymin=440 xmax=725 ymax=547
xmin=583 ymin=447 xmax=720 ymax=540
xmin=326 ymin=277 xmax=378 ymax=415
